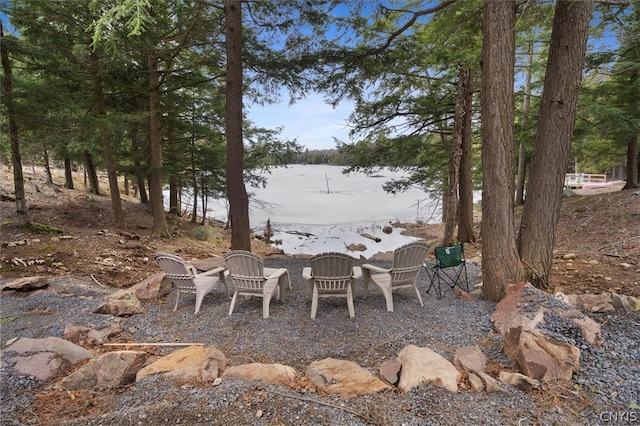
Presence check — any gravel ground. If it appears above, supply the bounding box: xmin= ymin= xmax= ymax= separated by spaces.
xmin=1 ymin=256 xmax=639 ymax=425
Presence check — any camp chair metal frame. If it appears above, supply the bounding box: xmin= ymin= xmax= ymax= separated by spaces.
xmin=424 ymin=243 xmax=469 ymax=299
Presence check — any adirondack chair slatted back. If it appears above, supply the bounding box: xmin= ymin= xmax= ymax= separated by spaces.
xmin=224 ymin=250 xmax=266 ymax=294
xmin=154 ymin=252 xmax=196 ymax=291
xmin=390 ymin=242 xmax=429 ymax=288
xmin=310 ymin=253 xmax=354 ymax=293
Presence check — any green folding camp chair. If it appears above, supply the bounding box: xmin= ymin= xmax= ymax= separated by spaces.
xmin=424 ymin=243 xmax=469 ymax=298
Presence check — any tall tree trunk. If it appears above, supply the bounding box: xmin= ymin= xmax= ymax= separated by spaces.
xmin=481 ymin=0 xmax=524 ymax=302
xmin=442 ymin=67 xmax=467 ymax=246
xmin=518 ymin=1 xmax=592 ymax=290
xmin=64 ymin=157 xmax=74 ymax=189
xmin=225 ymin=0 xmax=251 ymax=250
xmin=136 ymin=171 xmax=149 ymax=204
xmin=1 ymin=21 xmax=28 ymax=224
xmin=190 ymin=134 xmax=199 ymax=223
xmin=624 ymin=136 xmax=639 ymax=188
xmin=42 ymin=143 xmax=53 ymax=185
xmin=147 ymin=51 xmax=169 ymax=236
xmin=89 ymin=50 xmax=125 ymax=228
xmin=84 ymin=150 xmax=100 ymax=195
xmin=515 ymin=37 xmax=534 ymax=206
xmin=457 ymin=67 xmax=476 ymax=243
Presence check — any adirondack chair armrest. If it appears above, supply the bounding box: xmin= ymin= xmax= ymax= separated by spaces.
xmin=302 ymin=267 xmax=313 ymax=281
xmin=198 ymin=266 xmax=226 ymax=278
xmin=186 ymin=264 xmax=199 ymax=276
xmin=351 ymin=266 xmax=362 ymax=279
xmin=362 ymin=264 xmax=390 ymax=274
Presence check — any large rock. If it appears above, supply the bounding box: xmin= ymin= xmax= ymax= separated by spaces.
xmin=129 ymin=273 xmax=172 ymax=301
xmin=397 ymin=345 xmax=460 ymax=393
xmin=498 ymin=371 xmax=540 ymax=390
xmin=504 ymin=327 xmax=580 ymax=382
xmin=495 ymin=282 xmax=603 ymax=347
xmin=307 ymin=358 xmax=392 ymax=398
xmin=94 ymin=289 xmax=146 ymax=316
xmin=222 ymin=363 xmax=297 ymax=385
xmin=0 ymin=276 xmax=49 ymax=292
xmin=379 ymin=360 xmax=401 ymax=385
xmin=556 ymin=293 xmax=615 ymax=313
xmin=453 ymin=346 xmax=487 ymax=373
xmin=490 ymin=282 xmax=546 ymax=335
xmin=610 ymin=293 xmax=640 ymax=311
xmin=60 ymin=350 xmax=147 ymax=390
xmin=1 ymin=337 xmax=93 ymax=381
xmin=136 ymin=345 xmax=226 ymax=383
xmin=64 ymin=319 xmax=126 ymax=345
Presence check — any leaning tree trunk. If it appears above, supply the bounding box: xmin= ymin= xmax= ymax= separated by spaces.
xmin=225 ymin=0 xmax=251 ymax=250
xmin=147 ymin=51 xmax=169 ymax=237
xmin=1 ymin=21 xmax=28 ymax=224
xmin=518 ymin=0 xmax=592 ymax=290
xmin=480 ymin=0 xmax=525 ymax=302
xmin=457 ymin=67 xmax=476 ymax=243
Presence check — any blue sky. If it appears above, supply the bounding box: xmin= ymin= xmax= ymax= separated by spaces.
xmin=248 ymin=92 xmax=355 ymax=151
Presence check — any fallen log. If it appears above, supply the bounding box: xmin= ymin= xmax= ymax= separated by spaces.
xmin=361 ymin=233 xmax=381 ymax=243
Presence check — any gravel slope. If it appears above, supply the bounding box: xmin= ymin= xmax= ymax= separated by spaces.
xmin=1 ymin=256 xmax=638 ymax=425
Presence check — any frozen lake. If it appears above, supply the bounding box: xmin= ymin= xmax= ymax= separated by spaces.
xmin=192 ymin=165 xmax=442 ymax=257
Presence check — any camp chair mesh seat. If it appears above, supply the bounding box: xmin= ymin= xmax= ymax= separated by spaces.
xmin=302 ymin=252 xmax=362 ymax=319
xmin=362 ymin=241 xmax=429 ymax=312
xmin=424 ymin=243 xmax=469 ymax=299
xmin=223 ymin=250 xmax=290 ymax=319
xmin=154 ymin=252 xmax=227 ymax=314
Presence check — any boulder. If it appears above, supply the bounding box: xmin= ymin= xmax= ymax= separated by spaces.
xmin=504 ymin=327 xmax=580 ymax=382
xmin=64 ymin=319 xmax=126 ymax=345
xmin=60 ymin=350 xmax=147 ymax=390
xmin=490 ymin=282 xmax=546 ymax=336
xmin=557 ymin=293 xmax=615 ymax=313
xmin=307 ymin=358 xmax=392 ymax=398
xmin=610 ymin=293 xmax=639 ymax=311
xmin=397 ymin=345 xmax=460 ymax=393
xmin=1 ymin=276 xmax=49 ymax=292
xmin=1 ymin=337 xmax=93 ymax=381
xmin=498 ymin=371 xmax=541 ymax=390
xmin=94 ymin=289 xmax=146 ymax=316
xmin=468 ymin=372 xmax=485 ymax=392
xmin=379 ymin=360 xmax=401 ymax=385
xmin=475 ymin=371 xmax=505 ymax=393
xmin=136 ymin=345 xmax=226 ymax=383
xmin=129 ymin=273 xmax=172 ymax=301
xmin=222 ymin=363 xmax=297 ymax=385
xmin=453 ymin=346 xmax=487 ymax=373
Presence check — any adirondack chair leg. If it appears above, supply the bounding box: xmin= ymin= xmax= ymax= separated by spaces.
xmin=194 ymin=290 xmax=206 ymax=314
xmin=311 ymin=286 xmax=319 ymax=319
xmin=382 ymin=287 xmax=394 ymax=312
xmin=174 ymin=290 xmax=181 ymax=311
xmin=362 ymin=269 xmax=371 ymax=298
xmin=229 ymin=291 xmax=239 ymax=316
xmin=262 ymin=295 xmax=272 ymax=319
xmin=414 ymin=284 xmax=424 ymax=307
xmin=346 ymin=286 xmax=355 ymax=318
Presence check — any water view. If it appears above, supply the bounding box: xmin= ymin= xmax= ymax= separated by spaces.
xmin=205 ymin=164 xmax=441 ymax=257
